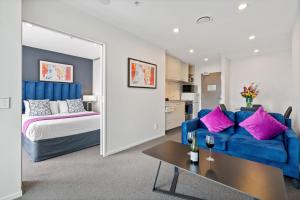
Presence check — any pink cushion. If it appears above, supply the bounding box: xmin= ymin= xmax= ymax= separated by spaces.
xmin=200 ymin=106 xmax=234 ymax=133
xmin=239 ymin=106 xmax=288 ymax=140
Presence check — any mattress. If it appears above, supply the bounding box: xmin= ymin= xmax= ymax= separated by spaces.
xmin=22 ymin=112 xmax=100 ymax=142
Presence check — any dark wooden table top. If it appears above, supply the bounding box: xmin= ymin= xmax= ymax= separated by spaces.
xmin=143 ymin=141 xmax=287 ymax=200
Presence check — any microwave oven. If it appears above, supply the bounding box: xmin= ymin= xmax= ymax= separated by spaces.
xmin=182 ymin=85 xmax=197 ymax=93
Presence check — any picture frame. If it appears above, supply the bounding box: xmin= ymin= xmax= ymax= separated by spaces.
xmin=128 ymin=58 xmax=157 ymax=89
xmin=39 ymin=60 xmax=74 ymax=83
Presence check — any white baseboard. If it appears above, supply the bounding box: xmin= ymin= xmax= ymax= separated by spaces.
xmin=0 ymin=190 xmax=22 ymax=200
xmin=104 ymin=133 xmax=165 ymax=157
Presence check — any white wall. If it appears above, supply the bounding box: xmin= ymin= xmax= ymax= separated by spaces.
xmin=229 ymin=51 xmax=292 ymax=113
xmin=291 ymin=1 xmax=300 ymax=134
xmin=0 ymin=0 xmax=22 ymax=200
xmin=93 ymin=58 xmax=101 ymax=112
xmin=22 ymin=0 xmax=166 ymax=156
xmin=220 ymin=57 xmax=230 ymax=106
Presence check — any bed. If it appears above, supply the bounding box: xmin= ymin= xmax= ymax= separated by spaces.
xmin=22 ymin=81 xmax=101 ymax=162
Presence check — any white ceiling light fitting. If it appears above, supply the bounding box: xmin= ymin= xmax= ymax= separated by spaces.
xmin=173 ymin=27 xmax=179 ymax=34
xmin=254 ymin=49 xmax=260 ymax=53
xmin=248 ymin=35 xmax=256 ymax=40
xmin=238 ymin=3 xmax=248 ymax=11
xmin=196 ymin=16 xmax=213 ymax=24
xmin=189 ymin=49 xmax=194 ymax=53
xmin=204 ymin=58 xmax=209 ymax=62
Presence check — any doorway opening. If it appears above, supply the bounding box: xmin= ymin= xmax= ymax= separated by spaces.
xmin=21 ymin=20 xmax=106 ymax=184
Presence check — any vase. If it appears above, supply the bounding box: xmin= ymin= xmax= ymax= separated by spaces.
xmin=246 ymin=97 xmax=253 ymax=108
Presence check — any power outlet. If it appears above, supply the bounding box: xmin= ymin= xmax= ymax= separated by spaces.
xmin=153 ymin=123 xmax=158 ymax=130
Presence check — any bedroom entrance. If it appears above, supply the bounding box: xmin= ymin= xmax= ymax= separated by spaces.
xmin=21 ymin=21 xmax=106 ymax=167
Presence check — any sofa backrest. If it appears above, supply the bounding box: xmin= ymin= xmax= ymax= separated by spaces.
xmin=198 ymin=109 xmax=235 ymax=133
xmin=235 ymin=111 xmax=287 ymax=141
xmin=235 ymin=111 xmax=286 ymax=125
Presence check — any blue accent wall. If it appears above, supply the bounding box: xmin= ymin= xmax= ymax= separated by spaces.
xmin=22 ymin=45 xmax=93 ymax=94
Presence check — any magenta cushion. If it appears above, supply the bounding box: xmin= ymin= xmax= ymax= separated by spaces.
xmin=200 ymin=106 xmax=234 ymax=133
xmin=239 ymin=106 xmax=288 ymax=140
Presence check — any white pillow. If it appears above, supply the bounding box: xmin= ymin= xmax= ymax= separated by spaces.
xmin=49 ymin=101 xmax=59 ymax=114
xmin=24 ymin=100 xmax=30 ymax=115
xmin=58 ymin=101 xmax=69 ymax=113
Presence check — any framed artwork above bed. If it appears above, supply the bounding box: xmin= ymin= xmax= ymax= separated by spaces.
xmin=39 ymin=60 xmax=74 ymax=83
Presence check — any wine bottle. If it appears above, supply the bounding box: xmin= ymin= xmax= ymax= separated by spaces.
xmin=190 ymin=136 xmax=198 ymax=163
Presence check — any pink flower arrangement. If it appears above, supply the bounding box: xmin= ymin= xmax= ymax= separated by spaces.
xmin=241 ymin=83 xmax=259 ymax=99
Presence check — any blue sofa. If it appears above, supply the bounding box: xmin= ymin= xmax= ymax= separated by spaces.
xmin=182 ymin=109 xmax=300 ymax=183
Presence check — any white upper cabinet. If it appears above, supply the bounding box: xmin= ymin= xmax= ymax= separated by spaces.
xmin=166 ymin=54 xmax=189 ymax=82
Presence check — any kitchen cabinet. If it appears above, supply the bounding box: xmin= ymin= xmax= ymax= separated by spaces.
xmin=166 ymin=54 xmax=189 ymax=82
xmin=181 ymin=62 xmax=189 ymax=82
xmin=166 ymin=55 xmax=181 ymax=81
xmin=165 ymin=101 xmax=185 ymax=130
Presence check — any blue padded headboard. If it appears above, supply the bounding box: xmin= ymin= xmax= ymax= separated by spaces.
xmin=22 ymin=81 xmax=82 ymax=111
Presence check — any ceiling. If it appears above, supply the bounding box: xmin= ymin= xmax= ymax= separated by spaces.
xmin=62 ymin=0 xmax=298 ymax=65
xmin=22 ymin=22 xmax=101 ymax=60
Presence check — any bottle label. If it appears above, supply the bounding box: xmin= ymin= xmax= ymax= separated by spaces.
xmin=190 ymin=152 xmax=198 ymax=162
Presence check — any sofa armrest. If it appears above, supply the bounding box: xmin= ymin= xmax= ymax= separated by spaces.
xmin=284 ymin=129 xmax=300 ymax=167
xmin=181 ymin=118 xmax=200 ymax=144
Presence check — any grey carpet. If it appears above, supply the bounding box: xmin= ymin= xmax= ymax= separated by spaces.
xmin=19 ymin=128 xmax=300 ymax=200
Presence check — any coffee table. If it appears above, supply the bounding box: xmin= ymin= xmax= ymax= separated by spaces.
xmin=143 ymin=141 xmax=287 ymax=200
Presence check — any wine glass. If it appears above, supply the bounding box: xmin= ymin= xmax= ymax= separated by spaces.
xmin=206 ymin=135 xmax=215 ymax=162
xmin=187 ymin=131 xmax=195 ymax=144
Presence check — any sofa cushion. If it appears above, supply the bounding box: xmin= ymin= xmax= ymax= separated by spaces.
xmin=239 ymin=107 xmax=288 ymax=140
xmin=196 ymin=128 xmax=231 ymax=151
xmin=235 ymin=127 xmax=284 ymax=141
xmin=228 ymin=134 xmax=287 ymax=163
xmin=200 ymin=106 xmax=234 ymax=133
xmin=198 ymin=109 xmax=235 ymax=134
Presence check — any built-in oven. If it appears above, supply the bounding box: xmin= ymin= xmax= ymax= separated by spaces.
xmin=182 ymin=84 xmax=197 ymax=93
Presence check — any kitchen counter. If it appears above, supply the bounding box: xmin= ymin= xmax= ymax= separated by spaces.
xmin=165 ymin=101 xmax=185 ymax=131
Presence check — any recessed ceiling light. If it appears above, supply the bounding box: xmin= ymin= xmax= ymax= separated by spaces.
xmin=189 ymin=49 xmax=194 ymax=53
xmin=254 ymin=49 xmax=260 ymax=53
xmin=93 ymin=43 xmax=98 ymax=47
xmin=204 ymin=58 xmax=209 ymax=62
xmin=238 ymin=3 xmax=248 ymax=11
xmin=248 ymin=35 xmax=256 ymax=40
xmin=173 ymin=27 xmax=179 ymax=33
xmin=24 ymin=22 xmax=33 ymax=27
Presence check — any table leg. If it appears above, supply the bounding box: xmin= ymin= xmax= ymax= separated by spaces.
xmin=152 ymin=161 xmax=161 ymax=191
xmin=152 ymin=161 xmax=204 ymax=200
xmin=170 ymin=166 xmax=179 ymax=192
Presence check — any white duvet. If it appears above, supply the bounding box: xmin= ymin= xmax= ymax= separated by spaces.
xmin=22 ymin=112 xmax=100 ymax=142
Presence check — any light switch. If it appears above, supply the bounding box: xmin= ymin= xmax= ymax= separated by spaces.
xmin=0 ymin=97 xmax=10 ymax=109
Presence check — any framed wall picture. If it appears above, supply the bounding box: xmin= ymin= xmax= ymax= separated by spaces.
xmin=128 ymin=58 xmax=157 ymax=89
xmin=39 ymin=60 xmax=73 ymax=83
